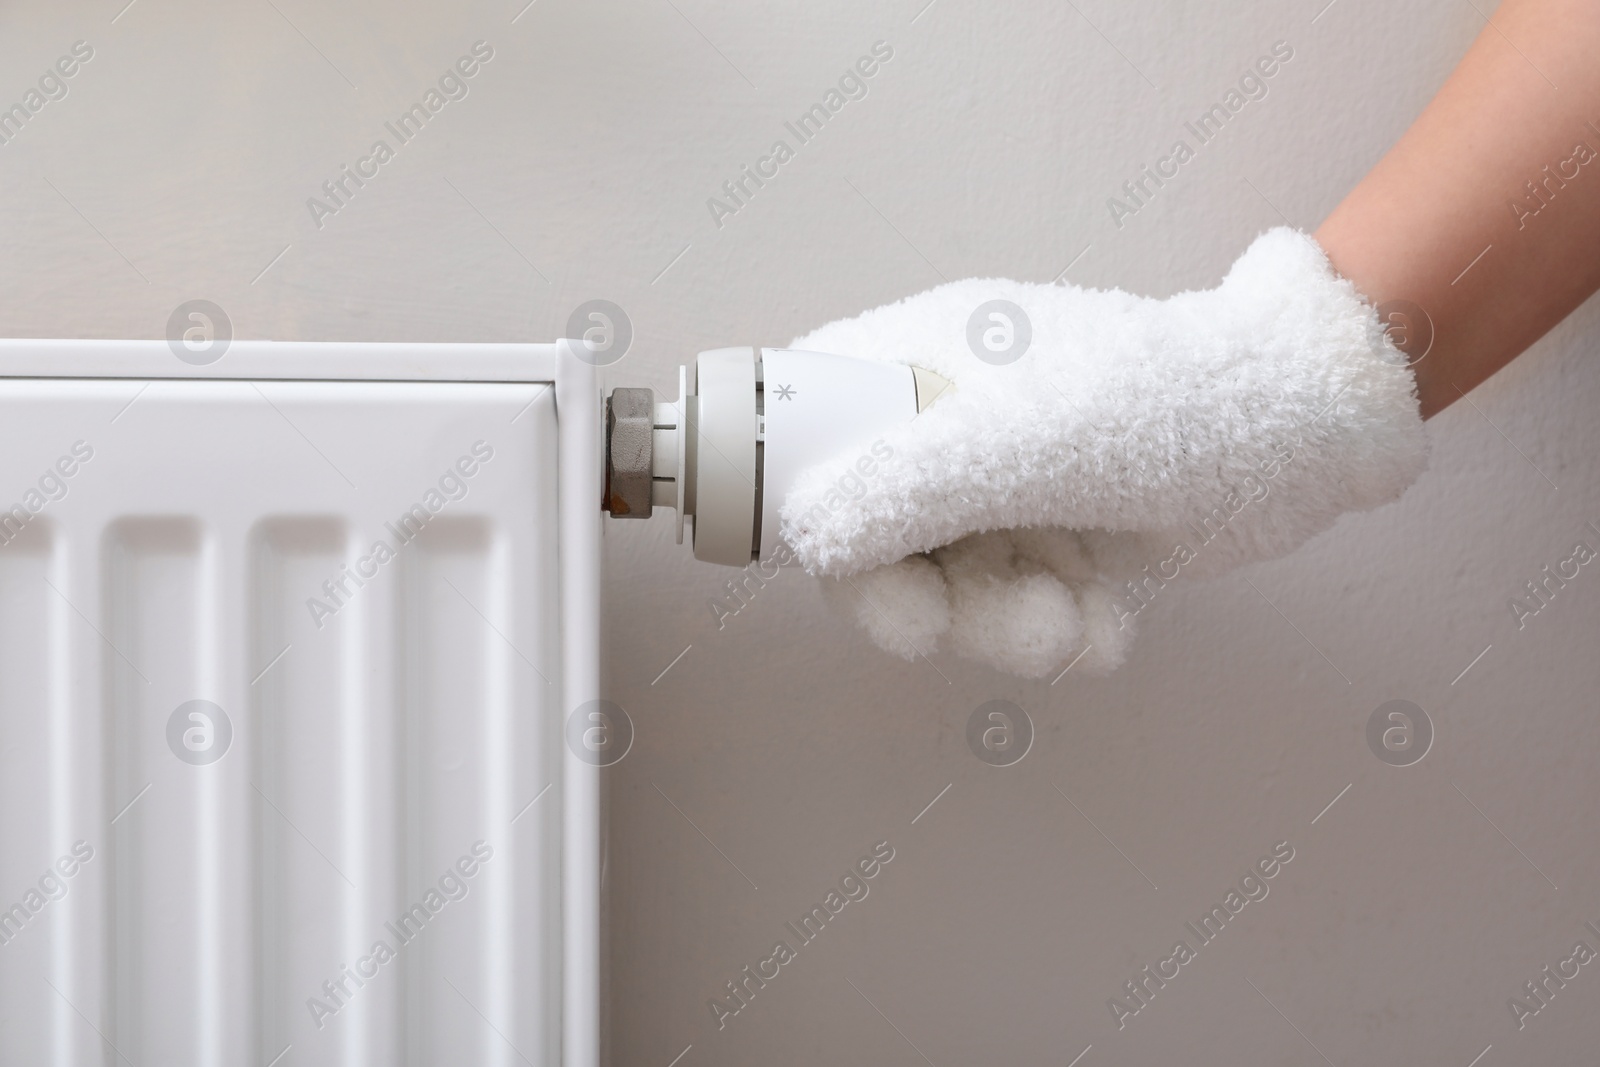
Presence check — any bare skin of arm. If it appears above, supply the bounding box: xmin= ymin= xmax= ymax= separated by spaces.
xmin=1315 ymin=0 xmax=1600 ymax=419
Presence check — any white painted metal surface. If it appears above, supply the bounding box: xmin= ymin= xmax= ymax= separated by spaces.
xmin=0 ymin=341 xmax=600 ymax=1067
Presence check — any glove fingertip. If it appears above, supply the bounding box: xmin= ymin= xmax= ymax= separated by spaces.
xmin=822 ymin=557 xmax=950 ymax=661
xmin=946 ymin=569 xmax=1085 ymax=679
xmin=1068 ymin=581 xmax=1137 ymax=676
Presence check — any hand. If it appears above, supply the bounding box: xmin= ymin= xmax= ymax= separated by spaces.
xmin=781 ymin=227 xmax=1429 ymax=677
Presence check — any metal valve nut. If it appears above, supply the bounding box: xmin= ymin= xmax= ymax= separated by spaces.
xmin=605 ymin=387 xmax=654 ymax=517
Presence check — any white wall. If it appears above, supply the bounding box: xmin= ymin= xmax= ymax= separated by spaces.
xmin=3 ymin=0 xmax=1597 ymax=1063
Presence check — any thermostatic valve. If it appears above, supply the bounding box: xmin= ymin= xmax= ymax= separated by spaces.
xmin=603 ymin=366 xmax=689 ymax=533
xmin=604 ymin=347 xmax=950 ymax=568
xmin=604 ymin=387 xmax=653 ymax=517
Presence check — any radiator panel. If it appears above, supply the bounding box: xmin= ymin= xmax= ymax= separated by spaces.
xmin=0 ymin=375 xmax=576 ymax=1067
xmin=0 ymin=520 xmax=66 ymax=1067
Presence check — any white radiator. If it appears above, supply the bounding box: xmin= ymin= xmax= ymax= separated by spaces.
xmin=0 ymin=341 xmax=600 ymax=1067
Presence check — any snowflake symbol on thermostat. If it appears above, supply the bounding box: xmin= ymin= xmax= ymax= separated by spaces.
xmin=773 ymin=384 xmax=796 ymax=400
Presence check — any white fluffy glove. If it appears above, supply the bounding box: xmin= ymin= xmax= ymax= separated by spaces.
xmin=779 ymin=228 xmax=1429 ymax=678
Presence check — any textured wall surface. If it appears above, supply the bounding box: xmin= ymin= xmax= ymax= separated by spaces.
xmin=2 ymin=0 xmax=1596 ymax=1064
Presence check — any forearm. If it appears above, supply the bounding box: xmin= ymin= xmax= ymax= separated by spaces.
xmin=1315 ymin=0 xmax=1600 ymax=419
